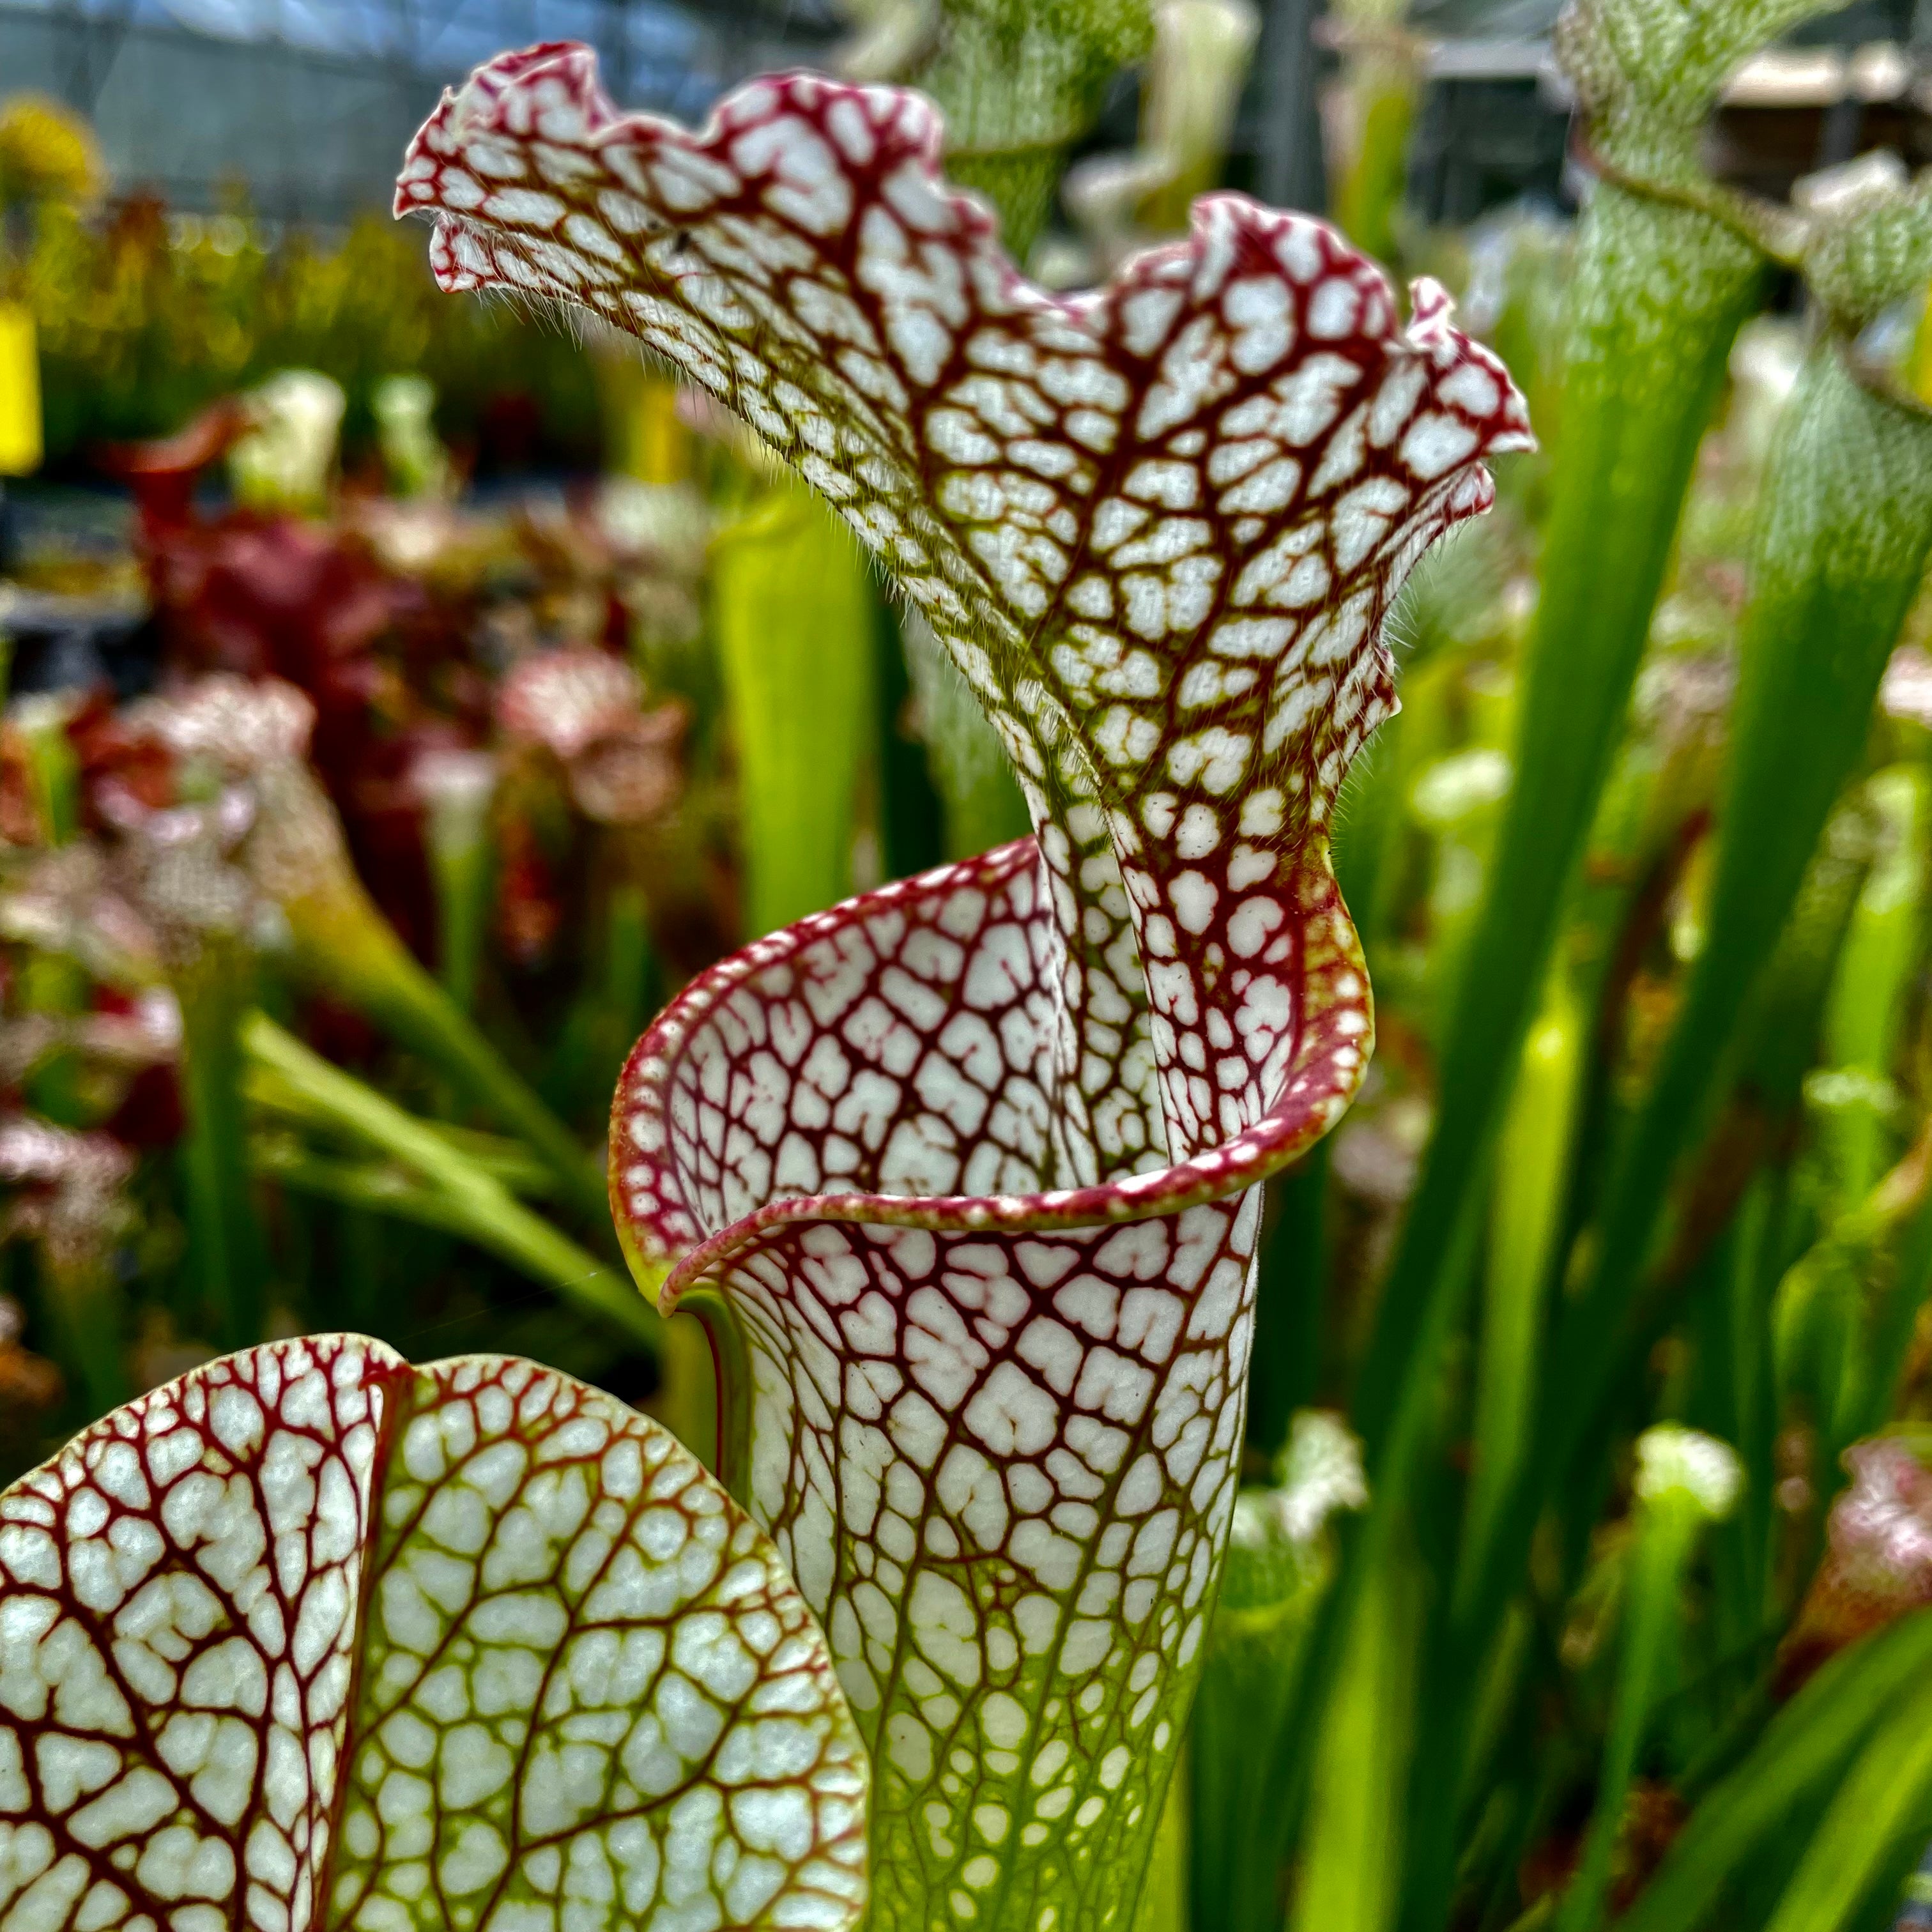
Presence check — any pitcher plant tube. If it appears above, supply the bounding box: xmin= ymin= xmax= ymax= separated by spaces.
xmin=0 ymin=1335 xmax=868 ymax=1932
xmin=392 ymin=47 xmax=1531 ymax=1929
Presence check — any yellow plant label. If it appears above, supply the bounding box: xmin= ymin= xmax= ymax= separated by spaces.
xmin=0 ymin=302 xmax=43 ymax=477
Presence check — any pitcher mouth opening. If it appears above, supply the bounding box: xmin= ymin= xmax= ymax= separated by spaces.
xmin=610 ymin=833 xmax=1372 ymax=1317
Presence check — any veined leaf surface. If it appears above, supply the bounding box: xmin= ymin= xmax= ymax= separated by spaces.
xmin=395 ymin=47 xmax=1528 ymax=1929
xmin=0 ymin=1335 xmax=868 ymax=1932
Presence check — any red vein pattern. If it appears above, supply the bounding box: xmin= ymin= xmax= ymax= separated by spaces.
xmin=395 ymin=43 xmax=1530 ymax=1929
xmin=0 ymin=1338 xmax=867 ymax=1932
xmin=0 ymin=1338 xmax=385 ymax=1932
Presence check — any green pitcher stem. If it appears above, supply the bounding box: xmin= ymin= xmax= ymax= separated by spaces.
xmin=1550 ymin=342 xmax=1932 ymax=1500
xmin=1553 ymin=1492 xmax=1705 ymax=1932
xmin=176 ymin=937 xmax=268 ymax=1353
xmin=429 ymin=831 xmax=490 ymax=1015
xmin=1319 ymin=182 xmax=1761 ymax=1932
xmin=1556 ymin=1428 xmax=1739 ymax=1932
xmin=281 ymin=877 xmax=611 ymax=1233
xmin=1463 ymin=968 xmax=1584 ymax=1588
xmin=711 ymin=486 xmax=874 ymax=935
xmin=1821 ymin=768 xmax=1928 ymax=1208
xmin=242 ymin=1012 xmax=659 ymax=1353
xmin=42 ymin=1250 xmax=126 ymax=1418
xmin=1335 ymin=56 xmax=1416 ymax=263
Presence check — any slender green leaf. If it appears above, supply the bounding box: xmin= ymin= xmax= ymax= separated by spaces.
xmin=1759 ymin=1644 xmax=1932 ymax=1932
xmin=1349 ymin=174 xmax=1761 ymax=1529
xmin=712 ymin=486 xmax=875 ymax=937
xmin=1466 ymin=970 xmax=1585 ymax=1572
xmin=1556 ymin=1430 xmax=1741 ymax=1932
xmin=1560 ymin=344 xmax=1932 ymax=1440
xmin=1614 ymin=1609 xmax=1932 ymax=1932
xmin=1292 ymin=1512 xmax=1423 ymax=1932
xmin=176 ymin=937 xmax=267 ymax=1352
xmin=1821 ymin=765 xmax=1928 ymax=1206
xmin=241 ymin=1012 xmax=660 ymax=1354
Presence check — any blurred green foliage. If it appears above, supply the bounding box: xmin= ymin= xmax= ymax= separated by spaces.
xmin=24 ymin=200 xmax=602 ymax=469
xmin=8 ymin=8 xmax=1932 ymax=1928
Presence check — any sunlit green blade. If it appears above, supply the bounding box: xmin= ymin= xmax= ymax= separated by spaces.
xmin=712 ymin=486 xmax=875 ymax=937
xmin=1556 ymin=345 xmax=1932 ymax=1438
xmin=1554 ymin=1429 xmax=1740 ymax=1932
xmin=1350 ymin=176 xmax=1760 ymax=1494
xmin=1757 ymin=1639 xmax=1932 ymax=1932
xmin=1465 ymin=969 xmax=1585 ymax=1576
xmin=1821 ymin=765 xmax=1929 ymax=1206
xmin=1291 ymin=1519 xmax=1422 ymax=1932
xmin=1616 ymin=1609 xmax=1932 ymax=1932
xmin=241 ymin=1013 xmax=660 ymax=1354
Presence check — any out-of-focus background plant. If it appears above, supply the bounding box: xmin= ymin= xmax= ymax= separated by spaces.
xmin=8 ymin=0 xmax=1932 ymax=1923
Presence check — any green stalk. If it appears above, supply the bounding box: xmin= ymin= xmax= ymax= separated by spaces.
xmin=1704 ymin=1176 xmax=1788 ymax=1656
xmin=1618 ymin=1607 xmax=1932 ymax=1932
xmin=1291 ymin=1511 xmax=1423 ymax=1932
xmin=250 ymin=1066 xmax=554 ymax=1195
xmin=1346 ymin=153 xmax=1765 ymax=1932
xmin=1335 ymin=54 xmax=1416 ymax=265
xmin=279 ymin=868 xmax=609 ymax=1230
xmin=253 ymin=1142 xmax=622 ymax=1317
xmin=1411 ymin=742 xmax=1514 ymax=1050
xmin=1552 ymin=345 xmax=1932 ymax=1448
xmin=1423 ymin=377 xmax=1914 ymax=1897
xmin=1851 ymin=1136 xmax=1932 ymax=1448
xmin=1465 ymin=968 xmax=1586 ymax=1576
xmin=1562 ymin=806 xmax=1872 ymax=1667
xmin=240 ymin=1011 xmax=659 ymax=1353
xmin=433 ymin=841 xmax=488 ymax=1014
xmin=712 ymin=485 xmax=875 ymax=934
xmin=1774 ymin=1116 xmax=1932 ymax=1495
xmin=595 ymin=882 xmax=651 ymax=1073
xmin=177 ymin=938 xmax=267 ymax=1351
xmin=1758 ymin=1662 xmax=1932 ymax=1932
xmin=550 ymin=881 xmax=654 ymax=1124
xmin=13 ymin=692 xmax=79 ymax=845
xmin=1821 ymin=765 xmax=1927 ymax=1206
xmin=1353 ymin=177 xmax=1761 ymax=1489
xmin=231 ymin=744 xmax=604 ymax=1226
xmin=1191 ymin=1415 xmax=1364 ymax=1931
xmin=417 ymin=749 xmax=497 ymax=1016
xmin=1554 ymin=1428 xmax=1740 ymax=1932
